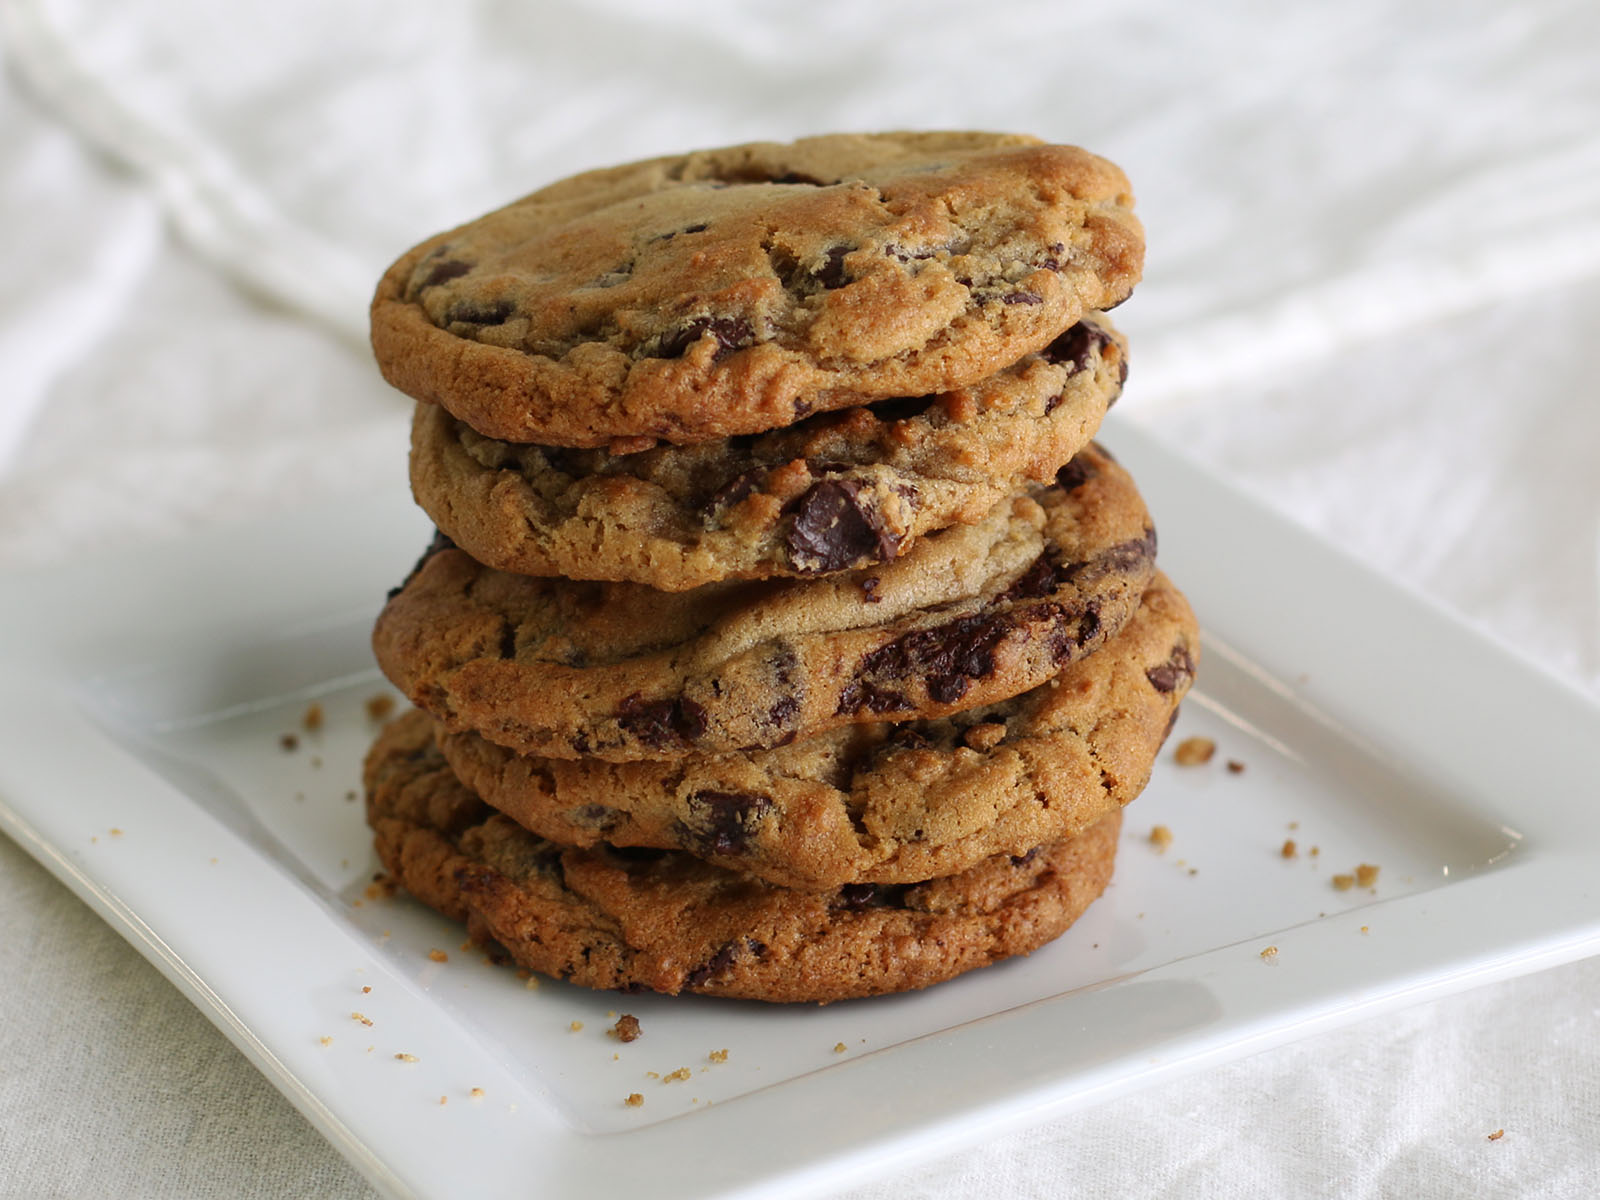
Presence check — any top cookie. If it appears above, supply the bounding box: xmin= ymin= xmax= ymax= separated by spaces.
xmin=371 ymin=132 xmax=1142 ymax=447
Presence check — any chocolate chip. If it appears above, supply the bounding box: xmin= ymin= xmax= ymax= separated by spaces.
xmin=615 ymin=695 xmax=708 ymax=749
xmin=1009 ymin=847 xmax=1040 ymax=867
xmin=498 ymin=621 xmax=518 ymax=660
xmin=838 ymin=613 xmax=1013 ymax=714
xmin=1037 ymin=242 xmax=1066 ymax=271
xmin=676 ymin=790 xmax=774 ymax=855
xmin=833 ymin=680 xmax=908 ymax=715
xmin=569 ymin=803 xmax=622 ymax=830
xmin=1054 ymin=455 xmax=1099 ymax=493
xmin=657 ymin=316 xmax=753 ymax=360
xmin=420 ymin=260 xmax=471 ymax=289
xmin=785 ymin=479 xmax=901 ymax=574
xmin=1040 ymin=320 xmax=1112 ymax=373
xmin=684 ymin=941 xmax=741 ymax=988
xmin=835 ymin=882 xmax=910 ymax=910
xmin=813 ymin=244 xmax=852 ymax=289
xmin=446 ymin=299 xmax=514 ymax=327
xmin=765 ymin=695 xmax=799 ymax=729
xmin=997 ymin=555 xmax=1058 ymax=604
xmin=699 ymin=468 xmax=763 ymax=519
xmin=1002 ymin=290 xmax=1043 ymax=305
xmin=860 ymin=576 xmax=881 ymax=603
xmin=1146 ymin=645 xmax=1196 ymax=694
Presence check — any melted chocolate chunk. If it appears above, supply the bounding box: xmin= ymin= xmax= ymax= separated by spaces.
xmin=785 ymin=480 xmax=900 ymax=574
xmin=676 ymin=790 xmax=775 ymax=855
xmin=765 ymin=695 xmax=799 ymax=729
xmin=1054 ymin=455 xmax=1100 ymax=493
xmin=699 ymin=468 xmax=764 ymax=519
xmin=838 ymin=612 xmax=1014 ymax=714
xmin=1145 ymin=645 xmax=1196 ymax=694
xmin=419 ymin=259 xmax=471 ymax=289
xmin=1002 ymin=290 xmax=1043 ymax=305
xmin=658 ymin=316 xmax=753 ymax=360
xmin=835 ymin=882 xmax=911 ymax=910
xmin=446 ymin=299 xmax=514 ymax=327
xmin=684 ymin=941 xmax=740 ymax=988
xmin=615 ymin=695 xmax=709 ymax=749
xmin=1009 ymin=847 xmax=1041 ymax=867
xmin=1041 ymin=320 xmax=1112 ymax=373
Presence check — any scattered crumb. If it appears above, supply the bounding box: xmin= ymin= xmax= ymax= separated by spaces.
xmin=1360 ymin=925 xmax=1371 ymax=935
xmin=460 ymin=939 xmax=474 ymax=951
xmin=1288 ymin=821 xmax=1300 ymax=831
xmin=210 ymin=857 xmax=218 ymax=865
xmin=90 ymin=837 xmax=97 ymax=844
xmin=613 ymin=1053 xmax=619 ymax=1061
xmin=1148 ymin=824 xmax=1173 ymax=852
xmin=1332 ymin=874 xmax=1356 ymax=891
xmin=1356 ymin=863 xmax=1381 ymax=888
xmin=833 ymin=1042 xmax=848 ymax=1054
xmin=1281 ymin=839 xmax=1298 ymax=859
xmin=1188 ymin=867 xmax=1198 ymax=876
xmin=709 ymin=1049 xmax=729 ymax=1063
xmin=1487 ymin=1129 xmax=1505 ymax=1142
xmin=319 ymin=1037 xmax=333 ymax=1047
xmin=646 ymin=1071 xmax=660 ymax=1080
xmin=471 ymin=1088 xmax=485 ymax=1100
xmin=365 ymin=694 xmax=396 ymax=722
xmin=1174 ymin=736 xmax=1215 ymax=766
xmin=961 ymin=721 xmax=1007 ymax=752
xmin=110 ymin=828 xmax=124 ymax=838
xmin=395 ymin=1053 xmax=418 ymax=1063
xmin=351 ymin=1012 xmax=373 ymax=1027
xmin=1309 ymin=846 xmax=1320 ymax=858
xmin=310 ymin=755 xmax=323 ymax=769
xmin=569 ymin=1021 xmax=584 ymax=1033
xmin=606 ymin=1009 xmax=617 ymax=1018
xmin=302 ymin=702 xmax=324 ymax=731
xmin=1226 ymin=759 xmax=1246 ymax=774
xmin=1259 ymin=945 xmax=1279 ymax=963
xmin=366 ymin=1046 xmax=374 ymax=1054
xmin=361 ymin=986 xmax=372 ymax=994
xmin=438 ymin=1096 xmax=447 ymax=1106
xmin=279 ymin=733 xmax=299 ymax=752
xmin=609 ymin=1014 xmax=642 ymax=1043
xmin=662 ymin=1067 xmax=691 ymax=1083
xmin=344 ymin=790 xmax=358 ymax=802
xmin=524 ymin=976 xmax=541 ymax=991
xmin=428 ymin=949 xmax=449 ymax=964
xmin=294 ymin=791 xmax=305 ymax=803
xmin=625 ymin=1093 xmax=644 ymax=1108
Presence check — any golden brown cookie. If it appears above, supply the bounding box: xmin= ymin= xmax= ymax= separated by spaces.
xmin=372 ymin=445 xmax=1156 ymax=761
xmin=433 ymin=572 xmax=1195 ymax=887
xmin=364 ymin=712 xmax=1122 ymax=1002
xmin=371 ymin=133 xmax=1141 ymax=447
xmin=408 ymin=316 xmax=1126 ymax=590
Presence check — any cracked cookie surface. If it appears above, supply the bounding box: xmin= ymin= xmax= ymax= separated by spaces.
xmin=371 ymin=132 xmax=1142 ymax=446
xmin=364 ymin=714 xmax=1121 ymax=1002
xmin=410 ymin=315 xmax=1126 ymax=590
xmin=432 ymin=572 xmax=1194 ymax=888
xmin=373 ymin=444 xmax=1156 ymax=761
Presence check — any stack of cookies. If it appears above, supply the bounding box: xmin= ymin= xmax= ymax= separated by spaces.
xmin=362 ymin=133 xmax=1198 ymax=1003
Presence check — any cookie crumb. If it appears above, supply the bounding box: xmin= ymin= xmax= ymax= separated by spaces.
xmin=279 ymin=733 xmax=299 ymax=752
xmin=1174 ymin=736 xmax=1215 ymax=766
xmin=1148 ymin=824 xmax=1173 ymax=852
xmin=569 ymin=1021 xmax=584 ymax=1033
xmin=833 ymin=1042 xmax=847 ymax=1054
xmin=961 ymin=721 xmax=1007 ymax=752
xmin=1288 ymin=821 xmax=1300 ymax=831
xmin=1281 ymin=839 xmax=1297 ymax=859
xmin=365 ymin=694 xmax=395 ymax=722
xmin=319 ymin=1036 xmax=333 ymax=1047
xmin=1332 ymin=874 xmax=1356 ymax=891
xmin=361 ymin=986 xmax=372 ymax=994
xmin=438 ymin=1096 xmax=447 ymax=1106
xmin=1355 ymin=863 xmax=1380 ymax=888
xmin=1487 ymin=1128 xmax=1505 ymax=1141
xmin=471 ymin=1088 xmax=485 ymax=1099
xmin=1360 ymin=925 xmax=1370 ymax=934
xmin=395 ymin=1053 xmax=418 ymax=1063
xmin=1259 ymin=945 xmax=1279 ymax=962
xmin=709 ymin=1049 xmax=729 ymax=1063
xmin=344 ymin=790 xmax=358 ymax=802
xmin=524 ymin=975 xmax=541 ymax=991
xmin=663 ymin=1067 xmax=691 ymax=1083
xmin=1226 ymin=759 xmax=1246 ymax=774
xmin=625 ymin=1093 xmax=644 ymax=1108
xmin=310 ymin=755 xmax=323 ymax=769
xmin=1309 ymin=845 xmax=1320 ymax=858
xmin=302 ymin=702 xmax=324 ymax=731
xmin=608 ymin=1014 xmax=641 ymax=1043
xmin=109 ymin=828 xmax=124 ymax=838
xmin=351 ymin=1012 xmax=373 ymax=1027
xmin=428 ymin=949 xmax=449 ymax=963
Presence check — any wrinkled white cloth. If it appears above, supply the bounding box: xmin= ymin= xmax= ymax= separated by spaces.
xmin=1 ymin=1 xmax=1598 ymax=1195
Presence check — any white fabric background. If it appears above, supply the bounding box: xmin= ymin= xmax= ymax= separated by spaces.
xmin=1 ymin=1 xmax=1597 ymax=1195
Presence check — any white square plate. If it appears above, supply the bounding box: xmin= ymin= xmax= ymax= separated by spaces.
xmin=3 ymin=416 xmax=1597 ymax=1200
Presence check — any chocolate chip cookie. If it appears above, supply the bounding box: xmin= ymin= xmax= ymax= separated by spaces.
xmin=371 ymin=133 xmax=1142 ymax=447
xmin=364 ymin=711 xmax=1121 ymax=1001
xmin=409 ymin=315 xmax=1126 ymax=590
xmin=373 ymin=444 xmax=1155 ymax=761
xmin=433 ymin=572 xmax=1194 ymax=887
